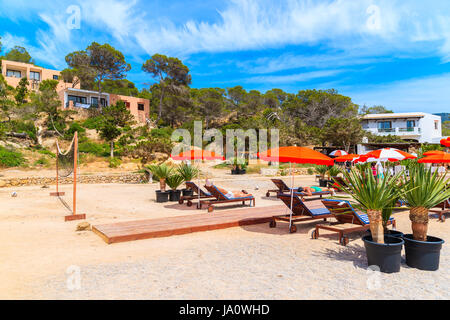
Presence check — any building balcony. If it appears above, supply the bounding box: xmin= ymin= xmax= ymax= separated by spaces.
xmin=364 ymin=127 xmax=421 ymax=136
xmin=66 ymin=102 xmax=100 ymax=109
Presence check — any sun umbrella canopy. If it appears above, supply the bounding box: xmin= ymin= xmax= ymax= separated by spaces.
xmin=423 ymin=150 xmax=447 ymax=156
xmin=440 ymin=137 xmax=450 ymax=147
xmin=258 ymin=146 xmax=334 ymax=165
xmin=363 ymin=148 xmax=416 ymax=161
xmin=334 ymin=154 xmax=359 ymax=162
xmin=171 ymin=149 xmax=225 ymax=160
xmin=329 ymin=150 xmax=348 ymax=157
xmin=418 ymin=153 xmax=450 ymax=163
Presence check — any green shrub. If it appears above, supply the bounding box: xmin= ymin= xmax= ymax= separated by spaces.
xmin=307 ymin=168 xmax=314 ymax=175
xmin=78 ymin=141 xmax=108 ymax=157
xmin=34 ymin=157 xmax=50 ymax=166
xmin=9 ymin=120 xmax=37 ymax=142
xmin=109 ymin=157 xmax=122 ymax=168
xmin=0 ymin=146 xmax=25 ymax=167
xmin=65 ymin=122 xmax=86 ymax=140
xmin=37 ymin=148 xmax=56 ymax=158
xmin=150 ymin=127 xmax=173 ymax=139
xmin=82 ymin=116 xmax=104 ymax=130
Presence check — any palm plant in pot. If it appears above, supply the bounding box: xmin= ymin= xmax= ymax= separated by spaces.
xmin=402 ymin=164 xmax=449 ymax=271
xmin=148 ymin=163 xmax=173 ymax=203
xmin=315 ymin=165 xmax=329 ymax=187
xmin=337 ymin=167 xmax=406 ymax=273
xmin=166 ymin=173 xmax=185 ymax=202
xmin=177 ymin=163 xmax=199 ymax=196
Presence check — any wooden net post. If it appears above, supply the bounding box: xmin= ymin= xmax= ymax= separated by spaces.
xmin=65 ymin=131 xmax=86 ymax=221
xmin=50 ymin=140 xmax=65 ymax=197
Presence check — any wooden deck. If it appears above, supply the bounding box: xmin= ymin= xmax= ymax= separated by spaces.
xmin=92 ymin=205 xmax=285 ymax=244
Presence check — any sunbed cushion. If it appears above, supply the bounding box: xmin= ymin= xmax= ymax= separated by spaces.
xmin=309 ymin=208 xmax=331 ymax=216
xmin=322 ymin=199 xmax=395 ymax=225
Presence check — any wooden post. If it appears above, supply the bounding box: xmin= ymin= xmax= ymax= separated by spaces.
xmin=65 ymin=131 xmax=86 ymax=221
xmin=50 ymin=141 xmax=65 ymax=196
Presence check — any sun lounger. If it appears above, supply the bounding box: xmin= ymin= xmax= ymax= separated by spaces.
xmin=314 ymin=199 xmax=396 ymax=246
xmin=265 ymin=179 xmax=291 ymax=197
xmin=266 ymin=178 xmax=333 ymax=199
xmin=178 ymin=181 xmax=216 ymax=207
xmin=200 ymin=185 xmax=256 ymax=212
xmin=429 ymin=198 xmax=450 ymax=222
xmin=329 ymin=176 xmax=349 ymax=191
xmin=269 ymin=193 xmax=333 ymax=233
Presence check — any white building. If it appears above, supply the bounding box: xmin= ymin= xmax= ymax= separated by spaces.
xmin=62 ymin=88 xmax=110 ymax=109
xmin=361 ymin=112 xmax=443 ymax=144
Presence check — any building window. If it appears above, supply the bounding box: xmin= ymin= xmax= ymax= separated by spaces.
xmin=100 ymin=98 xmax=107 ymax=107
xmin=435 ymin=121 xmax=439 ymax=130
xmin=91 ymin=97 xmax=98 ymax=106
xmin=68 ymin=95 xmax=87 ymax=104
xmin=406 ymin=120 xmax=415 ymax=128
xmin=30 ymin=71 xmax=41 ymax=81
xmin=377 ymin=121 xmax=392 ymax=132
xmin=53 ymin=75 xmax=59 ymax=80
xmin=6 ymin=69 xmax=21 ymax=78
xmin=138 ymin=103 xmax=145 ymax=111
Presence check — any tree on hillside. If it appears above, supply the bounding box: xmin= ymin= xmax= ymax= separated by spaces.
xmin=360 ymin=105 xmax=393 ymax=114
xmin=30 ymin=79 xmax=74 ymax=136
xmin=3 ymin=46 xmax=34 ymax=64
xmin=442 ymin=121 xmax=450 ymax=136
xmin=322 ymin=117 xmax=365 ymax=152
xmin=142 ymin=54 xmax=191 ymax=122
xmin=283 ymin=89 xmax=358 ymax=129
xmin=63 ymin=43 xmax=131 ymax=100
xmin=191 ymin=88 xmax=226 ymax=128
xmin=98 ymin=101 xmax=135 ymax=158
xmin=263 ymin=88 xmax=287 ymax=109
xmin=0 ymin=74 xmax=15 ymax=122
xmin=101 ymin=79 xmax=139 ymax=97
xmin=14 ymin=77 xmax=29 ymax=105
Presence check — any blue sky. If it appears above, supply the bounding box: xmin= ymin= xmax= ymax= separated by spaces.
xmin=1 ymin=0 xmax=450 ymax=113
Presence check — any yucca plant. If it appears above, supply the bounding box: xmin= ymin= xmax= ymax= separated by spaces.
xmin=337 ymin=167 xmax=405 ymax=243
xmin=315 ymin=165 xmax=329 ymax=179
xmin=166 ymin=174 xmax=185 ymax=190
xmin=147 ymin=163 xmax=173 ymax=191
xmin=177 ymin=162 xmax=199 ymax=182
xmin=327 ymin=165 xmax=342 ymax=178
xmin=403 ymin=164 xmax=450 ymax=241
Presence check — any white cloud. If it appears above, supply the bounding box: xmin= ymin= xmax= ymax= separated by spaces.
xmin=346 ymin=74 xmax=450 ymax=113
xmin=243 ymin=69 xmax=345 ymax=84
xmin=237 ymin=52 xmax=390 ymax=74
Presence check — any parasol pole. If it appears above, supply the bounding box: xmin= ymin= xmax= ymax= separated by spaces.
xmin=289 ymin=161 xmax=294 ymax=229
xmin=198 ymin=156 xmax=201 ymax=209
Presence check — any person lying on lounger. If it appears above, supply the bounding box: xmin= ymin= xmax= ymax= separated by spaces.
xmin=205 ymin=180 xmax=253 ymax=198
xmin=296 ymin=186 xmax=334 ymax=196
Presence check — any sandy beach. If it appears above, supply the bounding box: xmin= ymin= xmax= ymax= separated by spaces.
xmin=0 ymin=172 xmax=448 ymax=300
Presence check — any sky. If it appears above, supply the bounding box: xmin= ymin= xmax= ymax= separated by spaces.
xmin=1 ymin=0 xmax=450 ymax=113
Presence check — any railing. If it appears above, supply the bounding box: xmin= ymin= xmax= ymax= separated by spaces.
xmin=66 ymin=102 xmax=101 ymax=109
xmin=367 ymin=127 xmax=421 ymax=136
xmin=377 ymin=128 xmax=395 ymax=133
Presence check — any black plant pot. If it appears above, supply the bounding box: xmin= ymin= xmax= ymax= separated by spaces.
xmin=403 ymin=234 xmax=445 ymax=271
xmin=155 ymin=190 xmax=170 ymax=203
xmin=362 ymin=235 xmax=404 ymax=273
xmin=182 ymin=188 xmax=194 ymax=197
xmin=319 ymin=179 xmax=328 ymax=187
xmin=366 ymin=230 xmax=404 ymax=239
xmin=231 ymin=169 xmax=238 ymax=175
xmin=239 ymin=169 xmax=246 ymax=174
xmin=169 ymin=190 xmax=182 ymax=202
